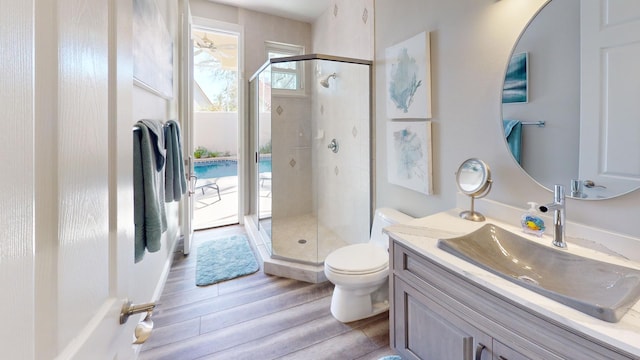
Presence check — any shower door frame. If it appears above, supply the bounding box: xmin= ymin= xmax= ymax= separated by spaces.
xmin=250 ymin=54 xmax=374 ymax=266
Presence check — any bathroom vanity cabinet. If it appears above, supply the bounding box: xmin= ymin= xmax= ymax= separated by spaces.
xmin=389 ymin=239 xmax=637 ymax=360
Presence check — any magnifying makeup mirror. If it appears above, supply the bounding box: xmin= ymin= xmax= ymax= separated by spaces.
xmin=456 ymin=158 xmax=492 ymax=222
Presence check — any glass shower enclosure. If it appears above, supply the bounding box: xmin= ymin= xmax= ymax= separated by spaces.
xmin=249 ymin=54 xmax=372 ymax=266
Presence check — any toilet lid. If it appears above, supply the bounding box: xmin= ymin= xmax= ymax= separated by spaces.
xmin=325 ymin=244 xmax=388 ymax=275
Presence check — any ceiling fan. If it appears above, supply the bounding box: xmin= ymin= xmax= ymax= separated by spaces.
xmin=193 ymin=32 xmax=236 ymax=58
xmin=194 ymin=33 xmax=216 ymax=50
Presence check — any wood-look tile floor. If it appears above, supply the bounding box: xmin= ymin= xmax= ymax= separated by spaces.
xmin=139 ymin=225 xmax=397 ymax=360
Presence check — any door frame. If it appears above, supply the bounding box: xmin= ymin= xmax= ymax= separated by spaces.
xmin=180 ymin=0 xmax=194 ymax=254
xmin=191 ymin=17 xmax=246 ymax=228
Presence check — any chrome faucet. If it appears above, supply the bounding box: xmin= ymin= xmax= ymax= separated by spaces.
xmin=538 ymin=185 xmax=566 ymax=249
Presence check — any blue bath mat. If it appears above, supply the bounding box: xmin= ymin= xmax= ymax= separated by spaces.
xmin=378 ymin=356 xmax=402 ymax=360
xmin=195 ymin=235 xmax=259 ymax=286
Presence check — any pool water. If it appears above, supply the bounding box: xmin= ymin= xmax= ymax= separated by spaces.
xmin=194 ymin=159 xmax=271 ymax=179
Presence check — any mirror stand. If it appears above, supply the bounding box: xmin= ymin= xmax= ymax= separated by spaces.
xmin=460 ymin=196 xmax=485 ymax=222
xmin=456 ymin=158 xmax=492 ymax=222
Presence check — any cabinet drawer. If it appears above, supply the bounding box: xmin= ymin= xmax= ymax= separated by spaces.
xmin=393 ymin=241 xmax=439 ymax=288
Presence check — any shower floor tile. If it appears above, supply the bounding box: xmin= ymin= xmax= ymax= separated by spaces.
xmin=271 ymin=213 xmax=349 ymax=264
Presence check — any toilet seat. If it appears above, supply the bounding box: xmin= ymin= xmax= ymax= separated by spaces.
xmin=325 ymin=243 xmax=388 ymax=275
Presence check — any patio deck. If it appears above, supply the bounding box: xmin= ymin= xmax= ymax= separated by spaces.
xmin=193 ymin=175 xmax=272 ymax=230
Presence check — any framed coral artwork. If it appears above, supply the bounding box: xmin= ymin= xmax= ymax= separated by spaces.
xmin=133 ymin=0 xmax=174 ymax=99
xmin=387 ymin=120 xmax=433 ymax=195
xmin=385 ymin=31 xmax=432 ymax=119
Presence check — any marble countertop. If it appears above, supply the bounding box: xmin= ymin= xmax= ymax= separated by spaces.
xmin=385 ymin=209 xmax=640 ymax=357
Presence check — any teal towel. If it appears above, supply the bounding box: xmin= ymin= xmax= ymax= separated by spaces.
xmin=503 ymin=119 xmax=522 ymax=164
xmin=164 ymin=120 xmax=187 ymax=202
xmin=134 ymin=121 xmax=168 ymax=263
xmin=138 ymin=119 xmax=167 ymax=230
xmin=139 ymin=118 xmax=166 ymax=171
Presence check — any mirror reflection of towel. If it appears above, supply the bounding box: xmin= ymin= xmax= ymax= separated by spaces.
xmin=503 ymin=119 xmax=522 ymax=164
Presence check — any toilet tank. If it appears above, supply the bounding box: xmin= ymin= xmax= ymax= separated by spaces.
xmin=369 ymin=208 xmax=414 ymax=250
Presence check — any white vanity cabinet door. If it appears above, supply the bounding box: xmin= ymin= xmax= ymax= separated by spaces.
xmin=394 ymin=278 xmax=493 ymax=360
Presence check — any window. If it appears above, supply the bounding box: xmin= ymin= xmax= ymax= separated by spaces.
xmin=265 ymin=41 xmax=305 ymax=92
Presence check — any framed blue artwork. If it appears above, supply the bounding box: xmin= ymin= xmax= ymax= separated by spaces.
xmin=503 ymin=52 xmax=528 ymax=103
xmin=133 ymin=0 xmax=174 ymax=99
xmin=385 ymin=31 xmax=432 ymax=119
xmin=387 ymin=120 xmax=433 ymax=195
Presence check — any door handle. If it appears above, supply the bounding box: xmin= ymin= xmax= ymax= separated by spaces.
xmin=188 ymin=175 xmax=198 ymax=196
xmin=119 ymin=299 xmax=156 ymax=324
xmin=133 ymin=311 xmax=154 ymax=344
xmin=119 ymin=300 xmax=157 ymax=345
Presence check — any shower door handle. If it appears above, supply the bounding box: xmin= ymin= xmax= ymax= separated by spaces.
xmin=328 ymin=139 xmax=339 ymax=153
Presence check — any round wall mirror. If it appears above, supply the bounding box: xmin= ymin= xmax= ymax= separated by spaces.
xmin=501 ymin=0 xmax=640 ymax=200
xmin=456 ymin=158 xmax=492 ymax=222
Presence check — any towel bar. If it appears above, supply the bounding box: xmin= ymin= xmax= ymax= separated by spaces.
xmin=521 ymin=121 xmax=545 ymax=127
xmin=132 ymin=123 xmax=170 ymax=132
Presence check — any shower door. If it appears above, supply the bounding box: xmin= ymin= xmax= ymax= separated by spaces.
xmin=250 ymin=55 xmax=371 ymax=265
xmin=251 ymin=64 xmax=273 ymax=249
xmin=312 ymin=59 xmax=372 ymax=264
xmin=265 ymin=56 xmax=372 ymax=265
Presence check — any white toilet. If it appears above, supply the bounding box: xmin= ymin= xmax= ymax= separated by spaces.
xmin=324 ymin=208 xmax=414 ymax=322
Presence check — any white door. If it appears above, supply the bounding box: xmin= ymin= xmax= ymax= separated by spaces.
xmin=180 ymin=0 xmax=196 ymax=255
xmin=0 ymin=0 xmax=138 ymax=358
xmin=580 ymin=1 xmax=640 ymax=196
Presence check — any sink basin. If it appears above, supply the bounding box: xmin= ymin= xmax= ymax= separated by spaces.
xmin=437 ymin=224 xmax=640 ymax=322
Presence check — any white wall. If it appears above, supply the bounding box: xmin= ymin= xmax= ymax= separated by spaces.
xmin=194 ymin=112 xmax=239 ymax=155
xmin=131 ymin=0 xmax=181 ymax=308
xmin=375 ymin=0 xmax=640 ymax=239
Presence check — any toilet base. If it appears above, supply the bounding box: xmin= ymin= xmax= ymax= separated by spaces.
xmin=329 ymin=283 xmax=389 ymax=323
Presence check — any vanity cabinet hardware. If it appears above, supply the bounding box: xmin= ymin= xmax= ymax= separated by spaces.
xmin=475 ymin=343 xmax=487 ymax=360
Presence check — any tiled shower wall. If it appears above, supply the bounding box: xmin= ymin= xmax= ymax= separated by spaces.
xmin=313 ymin=0 xmax=375 ymax=247
xmin=271 ymin=95 xmax=313 ymax=219
xmin=313 ymin=0 xmax=375 ymax=61
xmin=313 ymin=60 xmax=371 ymax=248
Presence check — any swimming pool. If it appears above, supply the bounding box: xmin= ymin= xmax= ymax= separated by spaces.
xmin=194 ymin=158 xmax=272 ymax=179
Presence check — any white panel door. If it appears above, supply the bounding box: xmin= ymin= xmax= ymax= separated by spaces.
xmin=580 ymin=0 xmax=640 ymax=196
xmin=0 ymin=0 xmax=36 ymax=358
xmin=0 ymin=0 xmax=138 ymax=358
xmin=45 ymin=0 xmax=137 ymax=357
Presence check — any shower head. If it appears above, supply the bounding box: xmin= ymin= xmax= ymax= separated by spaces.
xmin=320 ymin=73 xmax=337 ymax=88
